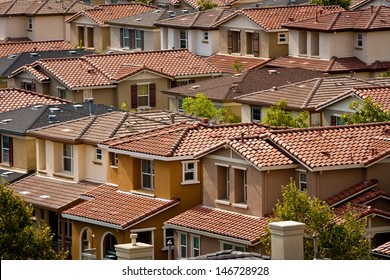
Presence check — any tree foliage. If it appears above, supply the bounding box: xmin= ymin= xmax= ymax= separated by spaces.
xmin=261 ymin=179 xmax=372 ymax=260
xmin=197 ymin=0 xmax=217 ymax=10
xmin=0 ymin=182 xmax=64 ymax=260
xmin=341 ymin=97 xmax=390 ymax=125
xmin=309 ymin=0 xmax=351 ymax=10
xmin=263 ymin=99 xmax=309 ymax=128
xmin=379 ymin=68 xmax=390 ymax=77
xmin=182 ymin=93 xmax=240 ymax=123
xmin=232 ymin=58 xmax=244 ymax=73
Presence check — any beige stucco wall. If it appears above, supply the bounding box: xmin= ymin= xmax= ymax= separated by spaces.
xmin=33 ymin=16 xmax=67 ymax=41
xmin=268 ymin=32 xmax=289 ymax=59
xmin=83 ymin=145 xmax=108 ymax=183
xmin=1 ymin=16 xmax=26 ymax=40
xmin=367 ymin=161 xmax=390 ymax=193
xmin=3 ymin=136 xmax=36 ymax=171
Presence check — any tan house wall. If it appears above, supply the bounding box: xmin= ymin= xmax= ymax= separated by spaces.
xmin=1 ymin=136 xmax=36 ymax=171
xmin=33 ymin=16 xmax=67 ymax=41
xmin=269 ymin=32 xmax=289 ymax=59
xmin=366 ymin=161 xmax=390 ymax=193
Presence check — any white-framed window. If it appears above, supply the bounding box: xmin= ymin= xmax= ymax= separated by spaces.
xmin=1 ymin=135 xmax=10 ymax=163
xmin=95 ymin=148 xmax=102 ymax=161
xmin=278 ymin=32 xmax=287 ymax=44
xmin=203 ymin=31 xmax=209 ymax=42
xmin=58 ymin=88 xmax=66 ymax=99
xmin=251 ymin=107 xmax=261 ymax=122
xmin=141 ymin=159 xmax=154 ymax=190
xmin=232 ymin=30 xmax=241 ymax=53
xmin=179 ymin=30 xmax=188 ymax=49
xmin=163 ymin=228 xmax=174 ymax=249
xmin=191 ymin=235 xmax=200 ymax=257
xmin=179 ymin=233 xmax=187 ymax=259
xmin=331 ymin=114 xmax=344 ymax=126
xmin=28 ymin=17 xmax=33 ymax=30
xmin=109 ymin=152 xmax=118 ymax=167
xmin=356 ymin=33 xmax=363 ymax=48
xmin=63 ymin=144 xmax=73 ymax=172
xmin=137 ymin=84 xmax=150 ymax=107
xmin=233 ymin=167 xmax=248 ymax=204
xmin=221 ymin=242 xmax=245 ymax=252
xmin=178 ymin=98 xmax=184 ymax=112
xmin=177 ymin=80 xmax=189 ymax=87
xmin=22 ymin=81 xmax=33 ymax=91
xmin=181 ymin=160 xmax=199 ymax=184
xmin=299 ymin=171 xmax=307 ymax=191
xmin=135 ymin=30 xmax=143 ymax=49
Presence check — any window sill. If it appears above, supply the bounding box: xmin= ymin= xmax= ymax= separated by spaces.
xmin=110 ymin=165 xmax=118 ymax=169
xmin=53 ymin=172 xmax=74 ymax=180
xmin=93 ymin=161 xmax=102 ymax=165
xmin=277 ymin=42 xmax=288 ymax=45
xmin=181 ymin=180 xmax=200 ymax=186
xmin=202 ymin=40 xmax=209 ymax=44
xmin=215 ymin=199 xmax=230 ymax=206
xmin=131 ymin=189 xmax=155 ymax=198
xmin=232 ymin=203 xmax=248 ymax=209
xmin=0 ymin=163 xmax=11 ymax=168
xmin=355 ymin=47 xmax=363 ymax=50
xmin=37 ymin=169 xmax=47 ymax=175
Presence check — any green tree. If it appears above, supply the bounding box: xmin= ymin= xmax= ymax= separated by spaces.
xmin=197 ymin=0 xmax=217 ymax=10
xmin=379 ymin=68 xmax=390 ymax=77
xmin=261 ymin=179 xmax=372 ymax=259
xmin=309 ymin=0 xmax=351 ymax=10
xmin=0 ymin=182 xmax=64 ymax=259
xmin=232 ymin=58 xmax=244 ymax=73
xmin=263 ymin=99 xmax=309 ymax=128
xmin=340 ymin=97 xmax=390 ymax=125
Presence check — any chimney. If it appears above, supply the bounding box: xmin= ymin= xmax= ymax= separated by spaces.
xmin=318 ymin=129 xmax=322 ymax=136
xmin=115 ymin=233 xmax=154 ymax=260
xmin=203 ymin=118 xmax=209 ymax=125
xmin=370 ymin=4 xmax=374 ymax=13
xmin=371 ymin=148 xmax=377 ymax=156
xmin=88 ymin=98 xmax=94 ymax=115
xmin=269 ymin=221 xmax=305 ymax=260
xmin=315 ymin=12 xmax=318 ymax=23
xmin=131 ymin=233 xmax=137 ymax=246
xmin=241 ymin=132 xmax=244 ymax=143
xmin=125 ymin=121 xmax=134 ymax=132
xmin=169 ymin=113 xmax=176 ymax=124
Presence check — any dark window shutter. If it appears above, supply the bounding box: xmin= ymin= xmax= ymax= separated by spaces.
xmin=109 ymin=152 xmax=115 ymax=165
xmin=253 ymin=33 xmax=259 ymax=57
xmin=170 ymin=80 xmax=177 ymax=88
xmin=141 ymin=31 xmax=144 ymax=50
xmin=149 ymin=83 xmax=156 ymax=107
xmin=227 ymin=30 xmax=233 ymax=54
xmin=21 ymin=82 xmax=25 ymax=89
xmin=9 ymin=137 xmax=13 ymax=167
xmin=330 ymin=115 xmax=337 ymax=126
xmin=131 ymin=84 xmax=137 ymax=108
xmin=120 ymin=28 xmax=123 ymax=47
xmin=31 ymin=83 xmax=36 ymax=92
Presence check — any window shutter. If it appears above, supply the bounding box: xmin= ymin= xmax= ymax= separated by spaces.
xmin=227 ymin=30 xmax=233 ymax=54
xmin=141 ymin=31 xmax=144 ymax=50
xmin=120 ymin=28 xmax=123 ymax=47
xmin=330 ymin=115 xmax=337 ymax=126
xmin=21 ymin=82 xmax=25 ymax=89
xmin=109 ymin=152 xmax=115 ymax=166
xmin=131 ymin=84 xmax=137 ymax=109
xmin=149 ymin=83 xmax=156 ymax=107
xmin=170 ymin=80 xmax=177 ymax=88
xmin=253 ymin=33 xmax=259 ymax=57
xmin=9 ymin=137 xmax=13 ymax=167
xmin=31 ymin=83 xmax=36 ymax=92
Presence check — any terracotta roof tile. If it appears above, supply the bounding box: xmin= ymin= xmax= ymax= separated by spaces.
xmin=165 ymin=205 xmax=270 ymax=244
xmin=0 ymin=0 xmax=90 ymax=15
xmin=67 ymin=4 xmax=156 ymax=26
xmin=0 ymin=88 xmax=70 ymax=113
xmin=372 ymin=241 xmax=390 ymax=257
xmin=269 ymin=122 xmax=390 ymax=170
xmin=353 ymin=86 xmax=390 ymax=111
xmin=63 ymin=184 xmax=179 ymax=229
xmin=215 ymin=5 xmax=344 ymax=31
xmin=9 ymin=175 xmax=99 ymax=212
xmin=0 ymin=40 xmax=73 ymax=58
xmin=23 ymin=65 xmax=50 ymax=82
xmin=181 ymin=0 xmax=238 ymax=9
xmin=206 ymin=54 xmax=270 ymax=74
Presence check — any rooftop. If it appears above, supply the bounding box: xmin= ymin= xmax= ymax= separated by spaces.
xmin=205 ymin=54 xmax=270 ymax=74
xmin=371 ymin=241 xmax=390 ymax=259
xmin=0 ymin=40 xmax=74 ymax=58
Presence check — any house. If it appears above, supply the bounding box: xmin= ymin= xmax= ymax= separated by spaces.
xmin=162 ymin=67 xmax=323 ymax=117
xmin=0 ymin=40 xmax=74 ymax=58
xmin=0 ymin=49 xmax=93 ymax=88
xmin=10 ymin=49 xmax=221 ymax=109
xmin=65 ymin=3 xmax=158 ymax=52
xmin=350 ymin=0 xmax=390 ymax=10
xmin=211 ymin=5 xmax=344 ymax=59
xmin=0 ymin=0 xmax=92 ymax=42
xmin=371 ymin=240 xmax=390 ymax=259
xmin=205 ymin=53 xmax=270 ymax=74
xmin=235 ymin=76 xmax=390 ymax=126
xmin=268 ymin=6 xmax=390 ymax=77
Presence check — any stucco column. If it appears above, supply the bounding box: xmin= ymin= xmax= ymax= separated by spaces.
xmin=269 ymin=221 xmax=305 ymax=260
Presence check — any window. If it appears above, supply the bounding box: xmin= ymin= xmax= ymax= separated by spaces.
xmin=141 ymin=159 xmax=154 ymax=190
xmin=122 ymin=28 xmax=130 ymax=48
xmin=251 ymin=107 xmax=261 ymax=122
xmin=109 ymin=152 xmax=118 ymax=167
xmin=180 ymin=233 xmax=187 ymax=259
xmin=192 ymin=236 xmax=200 ymax=257
xmin=21 ymin=81 xmax=35 ymax=91
xmin=203 ymin=31 xmax=209 ymax=42
xmin=58 ymin=218 xmax=72 ymax=239
xmin=58 ymin=88 xmax=66 ymax=99
xmin=77 ymin=26 xmax=85 ymax=47
xmin=356 ymin=33 xmax=363 ymax=48
xmin=182 ymin=161 xmax=199 ymax=184
xmin=1 ymin=135 xmax=11 ymax=164
xmin=222 ymin=242 xmax=245 ymax=252
xmin=179 ymin=30 xmax=188 ymax=49
xmin=246 ymin=32 xmax=259 ymax=56
xmin=95 ymin=148 xmax=102 ymax=161
xmin=135 ymin=30 xmax=143 ymax=49
xmin=310 ymin=113 xmax=321 ymax=127
xmin=28 ymin=18 xmax=33 ymax=30
xmin=178 ymin=98 xmax=184 ymax=112
xmin=330 ymin=115 xmax=344 ymax=126
xmin=217 ymin=165 xmax=230 ymax=200
xmin=131 ymin=83 xmax=156 ymax=109
xmin=234 ymin=168 xmax=248 ymax=204
xmin=299 ymin=172 xmax=307 ymax=191
xmin=227 ymin=30 xmax=241 ymax=53
xmin=63 ymin=144 xmax=73 ymax=172
xmin=278 ymin=33 xmax=287 ymax=44
xmin=311 ymin=32 xmax=319 ymax=56
xmin=163 ymin=228 xmax=174 ymax=249
xmin=87 ymin=27 xmax=94 ymax=48
xmin=299 ymin=31 xmax=307 ymax=55
xmin=121 ymin=28 xmax=144 ymax=50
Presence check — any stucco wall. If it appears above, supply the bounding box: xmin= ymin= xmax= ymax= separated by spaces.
xmin=33 ymin=16 xmax=66 ymax=41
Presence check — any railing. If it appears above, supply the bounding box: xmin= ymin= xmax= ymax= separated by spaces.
xmin=82 ymin=248 xmax=97 ymax=260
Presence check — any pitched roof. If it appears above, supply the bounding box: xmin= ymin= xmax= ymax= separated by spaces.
xmin=268 ymin=122 xmax=390 ymax=171
xmin=165 ymin=205 xmax=270 ymax=244
xmin=155 ymin=8 xmax=234 ymax=29
xmin=371 ymin=241 xmax=390 ymax=259
xmin=101 ymin=122 xmax=271 ymax=158
xmin=66 ymin=3 xmax=156 ymax=26
xmin=350 ymin=0 xmax=390 ymax=10
xmin=9 ymin=175 xmax=99 ymax=212
xmin=0 ymin=40 xmax=74 ymax=58
xmin=27 ymin=110 xmax=199 ymax=144
xmin=283 ymin=6 xmax=390 ymax=31
xmin=62 ymin=183 xmax=179 ymax=229
xmin=190 ymin=250 xmax=272 ymax=260
xmin=0 ymin=88 xmax=69 ymax=113
xmin=162 ymin=68 xmax=323 ymax=102
xmin=235 ymin=76 xmax=383 ymax=110
xmin=106 ymin=8 xmax=167 ymax=28
xmin=0 ymin=168 xmax=31 ymax=184
xmin=205 ymin=54 xmax=270 ymax=74
xmin=214 ymin=4 xmax=344 ymax=31
xmin=181 ymin=0 xmax=238 ymax=9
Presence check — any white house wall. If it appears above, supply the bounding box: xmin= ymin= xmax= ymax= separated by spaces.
xmin=220 ymin=16 xmax=261 ymax=30
xmin=83 ymin=145 xmax=107 ymax=183
xmin=364 ymin=31 xmax=390 ymax=64
xmin=2 ymin=16 xmax=26 ymax=39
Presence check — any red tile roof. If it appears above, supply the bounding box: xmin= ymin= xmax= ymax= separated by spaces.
xmin=215 ymin=5 xmax=344 ymax=31
xmin=165 ymin=205 xmax=270 ymax=244
xmin=268 ymin=122 xmax=390 ymax=171
xmin=9 ymin=175 xmax=99 ymax=212
xmin=205 ymin=54 xmax=270 ymax=74
xmin=0 ymin=88 xmax=70 ymax=113
xmin=283 ymin=6 xmax=390 ymax=31
xmin=101 ymin=122 xmax=272 ymax=158
xmin=182 ymin=0 xmax=238 ymax=9
xmin=371 ymin=241 xmax=390 ymax=258
xmin=353 ymin=86 xmax=390 ymax=111
xmin=63 ymin=184 xmax=179 ymax=229
xmin=66 ymin=3 xmax=156 ymax=26
xmin=0 ymin=40 xmax=73 ymax=58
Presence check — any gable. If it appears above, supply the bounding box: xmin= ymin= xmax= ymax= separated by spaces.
xmin=324 ymin=95 xmax=361 ymax=112
xmin=71 ymin=15 xmax=97 ymax=26
xmin=220 ymin=15 xmax=263 ymax=31
xmin=123 ymin=70 xmax=170 ymax=81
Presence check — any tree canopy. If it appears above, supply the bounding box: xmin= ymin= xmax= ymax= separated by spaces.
xmin=197 ymin=0 xmax=217 ymax=10
xmin=309 ymin=0 xmax=351 ymax=10
xmin=0 ymin=182 xmax=64 ymax=259
xmin=262 ymin=99 xmax=309 ymax=128
xmin=261 ymin=179 xmax=372 ymax=260
xmin=341 ymin=97 xmax=390 ymax=125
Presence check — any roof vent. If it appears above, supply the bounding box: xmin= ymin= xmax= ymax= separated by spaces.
xmin=19 ymin=191 xmax=31 ymax=195
xmin=268 ymin=69 xmax=279 ymax=74
xmin=158 ymin=3 xmax=167 ymax=7
xmin=32 ymin=104 xmax=44 ymax=110
xmin=1 ymin=171 xmax=13 ymax=177
xmin=48 ymin=115 xmax=58 ymax=123
xmin=153 ymin=9 xmax=161 ymax=13
xmin=125 ymin=121 xmax=134 ymax=132
xmin=0 ymin=119 xmax=13 ymax=124
xmin=135 ymin=18 xmax=142 ymax=22
xmin=182 ymin=9 xmax=189 ymax=14
xmin=68 ymin=50 xmax=77 ymax=55
xmin=73 ymin=104 xmax=84 ymax=109
xmin=7 ymin=54 xmax=16 ymax=59
xmin=49 ymin=107 xmax=61 ymax=113
xmin=39 ymin=194 xmax=50 ymax=199
xmin=190 ymin=85 xmax=200 ymax=89
xmin=272 ymin=86 xmax=278 ymax=90
xmin=30 ymin=52 xmax=39 ymax=57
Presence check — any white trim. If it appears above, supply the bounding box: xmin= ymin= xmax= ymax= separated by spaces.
xmin=190 ymin=234 xmax=201 ymax=258
xmin=232 ymin=203 xmax=248 ymax=209
xmin=178 ymin=231 xmax=188 ymax=259
xmin=181 ymin=160 xmax=199 ymax=185
xmin=231 ymin=165 xmax=247 ymax=171
xmin=215 ymin=162 xmax=229 ymax=167
xmin=130 ymin=227 xmax=156 ymax=233
xmin=62 ymin=214 xmax=123 ymax=230
xmin=102 ymin=147 xmax=193 ymax=161
xmin=219 ymin=240 xmax=246 ymax=252
xmin=215 ymin=199 xmax=231 ymax=206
